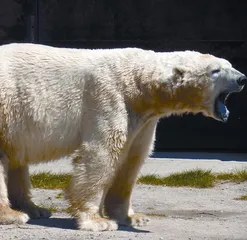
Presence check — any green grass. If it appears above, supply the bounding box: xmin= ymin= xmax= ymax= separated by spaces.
xmin=235 ymin=195 xmax=247 ymax=201
xmin=137 ymin=169 xmax=215 ymax=188
xmin=30 ymin=172 xmax=71 ymax=189
xmin=30 ymin=168 xmax=247 ymax=190
xmin=216 ymin=169 xmax=247 ymax=182
xmin=41 ymin=206 xmax=70 ymax=213
xmin=137 ymin=168 xmax=247 ymax=188
xmin=146 ymin=212 xmax=167 ymax=217
xmin=55 ymin=192 xmax=63 ymax=199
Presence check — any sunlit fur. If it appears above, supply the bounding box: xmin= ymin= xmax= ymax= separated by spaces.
xmin=0 ymin=43 xmax=244 ymax=230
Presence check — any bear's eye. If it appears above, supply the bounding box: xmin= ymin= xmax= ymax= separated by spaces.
xmin=211 ymin=69 xmax=221 ymax=75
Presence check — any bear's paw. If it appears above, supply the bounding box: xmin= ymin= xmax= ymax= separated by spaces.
xmin=77 ymin=217 xmax=118 ymax=232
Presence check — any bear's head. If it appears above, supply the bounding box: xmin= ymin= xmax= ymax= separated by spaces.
xmin=149 ymin=52 xmax=247 ymax=122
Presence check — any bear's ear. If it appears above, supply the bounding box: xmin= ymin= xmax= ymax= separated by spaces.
xmin=172 ymin=66 xmax=187 ymax=79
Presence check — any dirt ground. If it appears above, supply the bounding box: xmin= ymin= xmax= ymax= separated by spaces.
xmin=1 ymin=153 xmax=247 ymax=240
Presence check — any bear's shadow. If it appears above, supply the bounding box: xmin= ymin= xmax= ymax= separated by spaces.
xmin=28 ymin=218 xmax=150 ymax=233
xmin=28 ymin=217 xmax=76 ymax=230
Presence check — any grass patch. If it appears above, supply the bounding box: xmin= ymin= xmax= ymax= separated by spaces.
xmin=146 ymin=212 xmax=167 ymax=217
xmin=42 ymin=206 xmax=71 ymax=213
xmin=216 ymin=169 xmax=247 ymax=182
xmin=30 ymin=172 xmax=71 ymax=189
xmin=235 ymin=195 xmax=247 ymax=201
xmin=30 ymin=168 xmax=247 ymax=190
xmin=138 ymin=168 xmax=247 ymax=188
xmin=56 ymin=192 xmax=63 ymax=199
xmin=137 ymin=169 xmax=215 ymax=188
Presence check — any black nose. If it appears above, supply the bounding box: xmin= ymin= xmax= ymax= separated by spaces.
xmin=237 ymin=75 xmax=247 ymax=86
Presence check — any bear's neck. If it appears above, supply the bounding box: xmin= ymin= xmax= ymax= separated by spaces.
xmin=116 ymin=50 xmax=206 ymax=119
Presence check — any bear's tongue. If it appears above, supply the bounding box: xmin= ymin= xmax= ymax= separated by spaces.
xmin=216 ymin=100 xmax=229 ymax=122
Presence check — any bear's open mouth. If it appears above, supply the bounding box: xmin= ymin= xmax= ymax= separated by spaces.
xmin=214 ymin=92 xmax=231 ymax=122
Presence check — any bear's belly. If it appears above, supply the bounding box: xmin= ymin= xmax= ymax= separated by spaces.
xmin=2 ymin=127 xmax=81 ymax=167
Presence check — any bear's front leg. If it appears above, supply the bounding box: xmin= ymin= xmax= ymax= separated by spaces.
xmin=104 ymin=120 xmax=157 ymax=227
xmin=65 ymin=133 xmax=126 ymax=232
xmin=8 ymin=165 xmax=51 ymax=219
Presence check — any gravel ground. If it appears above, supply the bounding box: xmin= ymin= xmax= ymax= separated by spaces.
xmin=1 ymin=152 xmax=247 ymax=240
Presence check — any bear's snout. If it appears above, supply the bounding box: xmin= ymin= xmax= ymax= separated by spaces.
xmin=237 ymin=75 xmax=247 ymax=86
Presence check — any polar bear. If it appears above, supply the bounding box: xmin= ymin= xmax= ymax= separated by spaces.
xmin=0 ymin=43 xmax=246 ymax=231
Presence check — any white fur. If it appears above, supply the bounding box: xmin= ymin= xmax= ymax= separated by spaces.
xmin=0 ymin=211 xmax=29 ymax=225
xmin=0 ymin=43 xmax=244 ymax=230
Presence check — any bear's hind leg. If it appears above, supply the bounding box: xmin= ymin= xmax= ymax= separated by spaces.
xmin=104 ymin=120 xmax=157 ymax=227
xmin=0 ymin=152 xmax=29 ymax=224
xmin=8 ymin=165 xmax=51 ymax=219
